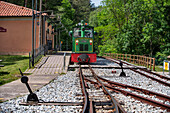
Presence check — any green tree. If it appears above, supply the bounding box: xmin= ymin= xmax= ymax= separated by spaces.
xmin=89 ymin=0 xmax=170 ymax=59
xmin=70 ymin=0 xmax=91 ymax=23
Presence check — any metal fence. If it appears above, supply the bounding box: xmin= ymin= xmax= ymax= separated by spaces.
xmin=29 ymin=45 xmax=48 ymax=68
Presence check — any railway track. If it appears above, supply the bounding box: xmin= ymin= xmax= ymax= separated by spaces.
xmin=1 ymin=57 xmax=169 ymax=112
xmin=82 ymin=64 xmax=170 ymax=112
xmin=102 ymin=56 xmax=170 ymax=87
xmin=79 ymin=64 xmax=126 ymax=113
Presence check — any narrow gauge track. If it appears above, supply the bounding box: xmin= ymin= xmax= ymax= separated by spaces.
xmin=102 ymin=56 xmax=170 ymax=87
xmin=79 ymin=64 xmax=126 ymax=113
xmin=86 ymin=65 xmax=170 ymax=111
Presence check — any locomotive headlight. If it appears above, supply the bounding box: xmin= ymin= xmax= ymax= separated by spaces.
xmin=90 ymin=40 xmax=92 ymax=45
xmin=76 ymin=40 xmax=79 ymax=43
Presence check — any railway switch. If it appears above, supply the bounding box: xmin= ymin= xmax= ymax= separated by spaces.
xmin=21 ymin=76 xmax=28 ymax=83
xmin=119 ymin=61 xmax=126 ymax=77
xmin=19 ymin=69 xmax=39 ymax=103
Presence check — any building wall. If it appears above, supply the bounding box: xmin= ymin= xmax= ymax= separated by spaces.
xmin=0 ymin=17 xmax=40 ymax=55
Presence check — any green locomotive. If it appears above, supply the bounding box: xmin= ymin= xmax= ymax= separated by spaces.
xmin=69 ymin=20 xmax=96 ymax=63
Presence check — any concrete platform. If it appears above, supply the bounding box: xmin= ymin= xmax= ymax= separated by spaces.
xmin=0 ymin=53 xmax=71 ymax=102
xmin=24 ymin=54 xmax=70 ymax=74
xmin=0 ymin=74 xmax=57 ymax=101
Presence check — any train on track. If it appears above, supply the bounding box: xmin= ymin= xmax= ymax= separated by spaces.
xmin=69 ymin=20 xmax=97 ymax=63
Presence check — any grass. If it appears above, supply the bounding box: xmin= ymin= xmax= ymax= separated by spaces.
xmin=0 ymin=55 xmax=29 ymax=86
xmin=131 ymin=63 xmax=169 ymax=72
xmin=155 ymin=65 xmax=169 ymax=72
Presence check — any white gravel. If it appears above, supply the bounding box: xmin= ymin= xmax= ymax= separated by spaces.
xmin=94 ymin=58 xmax=170 ymax=112
xmin=0 ymin=57 xmax=169 ymax=113
xmin=0 ymin=71 xmax=82 ymax=113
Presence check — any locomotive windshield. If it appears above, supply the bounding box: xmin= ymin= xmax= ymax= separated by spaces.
xmin=73 ymin=28 xmax=81 ymax=37
xmin=73 ymin=27 xmax=93 ymax=38
xmin=85 ymin=28 xmax=93 ymax=38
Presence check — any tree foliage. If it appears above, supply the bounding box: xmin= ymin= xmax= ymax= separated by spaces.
xmin=89 ymin=0 xmax=170 ymax=61
xmin=5 ymin=0 xmax=170 ymax=63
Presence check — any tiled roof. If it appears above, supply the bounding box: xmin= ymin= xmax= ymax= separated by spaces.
xmin=0 ymin=1 xmax=42 ymax=16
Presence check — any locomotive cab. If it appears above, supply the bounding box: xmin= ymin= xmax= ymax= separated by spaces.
xmin=70 ymin=20 xmax=97 ymax=63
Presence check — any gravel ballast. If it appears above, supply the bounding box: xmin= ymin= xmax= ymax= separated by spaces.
xmin=0 ymin=57 xmax=169 ymax=112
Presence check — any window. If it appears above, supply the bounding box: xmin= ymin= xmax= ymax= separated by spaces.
xmin=85 ymin=28 xmax=93 ymax=38
xmin=73 ymin=28 xmax=81 ymax=37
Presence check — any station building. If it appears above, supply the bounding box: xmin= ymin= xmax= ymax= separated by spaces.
xmin=0 ymin=1 xmax=49 ymax=55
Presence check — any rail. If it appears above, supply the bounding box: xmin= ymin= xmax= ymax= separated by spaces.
xmin=103 ymin=57 xmax=170 ymax=87
xmin=29 ymin=45 xmax=48 ymax=68
xmin=85 ymin=65 xmax=170 ymax=111
xmin=79 ymin=65 xmax=89 ymax=113
xmin=86 ymin=78 xmax=170 ymax=111
xmin=88 ymin=64 xmax=126 ymax=113
xmin=97 ymin=76 xmax=170 ymax=102
xmin=103 ymin=53 xmax=155 ymax=71
xmin=79 ymin=64 xmax=126 ymax=112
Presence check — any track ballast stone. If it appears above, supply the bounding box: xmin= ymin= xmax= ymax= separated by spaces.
xmin=0 ymin=57 xmax=169 ymax=112
xmin=0 ymin=71 xmax=82 ymax=113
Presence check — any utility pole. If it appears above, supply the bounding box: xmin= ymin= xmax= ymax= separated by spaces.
xmin=34 ymin=0 xmax=37 ymax=57
xmin=59 ymin=29 xmax=61 ymax=51
xmin=43 ymin=16 xmax=45 ymax=47
xmin=54 ymin=26 xmax=56 ymax=51
xmin=39 ymin=0 xmax=42 ymax=53
xmin=32 ymin=0 xmax=35 ymax=67
xmin=56 ymin=29 xmax=58 ymax=51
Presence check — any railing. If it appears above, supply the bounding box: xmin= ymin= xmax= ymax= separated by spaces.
xmin=29 ymin=45 xmax=48 ymax=68
xmin=103 ymin=53 xmax=155 ymax=71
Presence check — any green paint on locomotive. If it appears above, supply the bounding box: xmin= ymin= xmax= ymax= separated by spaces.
xmin=70 ymin=20 xmax=95 ymax=53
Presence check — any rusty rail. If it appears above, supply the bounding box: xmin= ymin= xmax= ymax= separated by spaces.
xmin=88 ymin=65 xmax=126 ymax=113
xmin=102 ymin=56 xmax=170 ymax=87
xmin=108 ymin=57 xmax=170 ymax=81
xmin=139 ymin=68 xmax=170 ymax=81
xmin=97 ymin=76 xmax=170 ymax=102
xmin=79 ymin=64 xmax=124 ymax=112
xmin=106 ymin=57 xmax=170 ymax=81
xmin=79 ymin=65 xmax=90 ymax=113
xmin=85 ymin=78 xmax=170 ymax=111
xmin=131 ymin=68 xmax=170 ymax=87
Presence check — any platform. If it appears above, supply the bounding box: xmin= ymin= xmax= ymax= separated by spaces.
xmin=0 ymin=53 xmax=71 ymax=102
xmin=24 ymin=54 xmax=70 ymax=74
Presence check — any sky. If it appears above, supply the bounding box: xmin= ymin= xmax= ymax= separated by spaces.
xmin=91 ymin=0 xmax=103 ymax=7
